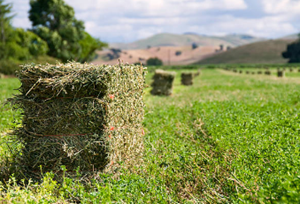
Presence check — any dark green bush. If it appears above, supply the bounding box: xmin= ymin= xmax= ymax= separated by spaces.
xmin=0 ymin=60 xmax=19 ymax=75
xmin=146 ymin=57 xmax=163 ymax=66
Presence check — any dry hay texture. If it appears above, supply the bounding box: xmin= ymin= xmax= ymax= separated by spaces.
xmin=8 ymin=62 xmax=146 ymax=180
xmin=181 ymin=72 xmax=194 ymax=86
xmin=150 ymin=69 xmax=175 ymax=96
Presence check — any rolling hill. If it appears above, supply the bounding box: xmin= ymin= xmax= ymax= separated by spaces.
xmin=110 ymin=33 xmax=265 ymax=50
xmin=92 ymin=45 xmax=219 ymax=66
xmin=196 ymin=39 xmax=296 ymax=65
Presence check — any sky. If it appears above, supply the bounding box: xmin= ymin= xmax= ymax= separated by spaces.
xmin=6 ymin=0 xmax=300 ymax=43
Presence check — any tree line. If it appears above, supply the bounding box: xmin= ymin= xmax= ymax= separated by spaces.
xmin=0 ymin=0 xmax=107 ymax=74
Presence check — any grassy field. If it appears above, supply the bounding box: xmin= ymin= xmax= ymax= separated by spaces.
xmin=1 ymin=68 xmax=300 ymax=203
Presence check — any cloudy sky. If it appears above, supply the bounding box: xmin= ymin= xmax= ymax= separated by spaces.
xmin=6 ymin=0 xmax=300 ymax=43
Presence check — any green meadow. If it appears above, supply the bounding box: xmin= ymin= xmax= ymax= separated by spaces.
xmin=1 ymin=68 xmax=300 ymax=203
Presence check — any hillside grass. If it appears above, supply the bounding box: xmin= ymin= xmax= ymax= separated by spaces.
xmin=197 ymin=39 xmax=295 ymax=65
xmin=1 ymin=68 xmax=300 ymax=202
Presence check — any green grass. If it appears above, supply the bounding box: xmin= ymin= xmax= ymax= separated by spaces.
xmin=1 ymin=68 xmax=300 ymax=203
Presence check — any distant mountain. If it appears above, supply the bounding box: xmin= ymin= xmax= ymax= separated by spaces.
xmin=196 ymin=39 xmax=295 ymax=65
xmin=109 ymin=33 xmax=265 ymax=50
xmin=280 ymin=33 xmax=299 ymax=40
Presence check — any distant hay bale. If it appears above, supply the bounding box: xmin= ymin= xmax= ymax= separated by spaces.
xmin=252 ymin=72 xmax=255 ymax=75
xmin=277 ymin=70 xmax=285 ymax=77
xmin=265 ymin=70 xmax=271 ymax=75
xmin=193 ymin=70 xmax=201 ymax=77
xmin=233 ymin=69 xmax=237 ymax=73
xmin=290 ymin=68 xmax=293 ymax=72
xmin=239 ymin=70 xmax=242 ymax=74
xmin=151 ymin=69 xmax=175 ymax=96
xmin=181 ymin=72 xmax=194 ymax=86
xmin=8 ymin=62 xmax=146 ymax=180
xmin=257 ymin=71 xmax=262 ymax=74
xmin=298 ymin=69 xmax=300 ymax=72
xmin=246 ymin=71 xmax=250 ymax=74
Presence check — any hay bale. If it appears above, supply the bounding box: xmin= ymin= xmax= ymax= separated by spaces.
xmin=277 ymin=70 xmax=285 ymax=77
xmin=194 ymin=70 xmax=201 ymax=77
xmin=239 ymin=70 xmax=242 ymax=74
xmin=298 ymin=68 xmax=300 ymax=73
xmin=265 ymin=70 xmax=271 ymax=75
xmin=290 ymin=68 xmax=293 ymax=72
xmin=151 ymin=69 xmax=175 ymax=96
xmin=246 ymin=71 xmax=250 ymax=74
xmin=257 ymin=71 xmax=262 ymax=74
xmin=252 ymin=72 xmax=255 ymax=75
xmin=181 ymin=72 xmax=194 ymax=86
xmin=8 ymin=62 xmax=146 ymax=180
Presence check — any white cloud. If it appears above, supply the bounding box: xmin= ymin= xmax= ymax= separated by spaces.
xmin=4 ymin=0 xmax=299 ymax=43
xmin=262 ymin=0 xmax=300 ymax=15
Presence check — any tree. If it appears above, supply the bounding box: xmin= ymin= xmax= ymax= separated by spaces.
xmin=29 ymin=0 xmax=106 ymax=62
xmin=78 ymin=32 xmax=107 ymax=62
xmin=146 ymin=57 xmax=163 ymax=66
xmin=175 ymin=51 xmax=182 ymax=56
xmin=282 ymin=34 xmax=300 ymax=63
xmin=192 ymin=43 xmax=198 ymax=50
xmin=0 ymin=0 xmax=14 ymax=58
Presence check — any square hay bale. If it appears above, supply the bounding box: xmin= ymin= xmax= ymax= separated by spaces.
xmin=265 ymin=70 xmax=271 ymax=75
xmin=150 ymin=69 xmax=175 ymax=96
xmin=277 ymin=70 xmax=285 ymax=77
xmin=193 ymin=70 xmax=201 ymax=77
xmin=9 ymin=62 xmax=146 ymax=179
xmin=181 ymin=72 xmax=193 ymax=86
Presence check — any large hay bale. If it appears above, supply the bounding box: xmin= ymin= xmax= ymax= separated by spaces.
xmin=150 ymin=69 xmax=175 ymax=96
xmin=277 ymin=70 xmax=285 ymax=77
xmin=9 ymin=62 xmax=146 ymax=180
xmin=181 ymin=72 xmax=193 ymax=86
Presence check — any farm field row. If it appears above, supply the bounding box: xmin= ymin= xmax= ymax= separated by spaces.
xmin=1 ymin=68 xmax=300 ymax=203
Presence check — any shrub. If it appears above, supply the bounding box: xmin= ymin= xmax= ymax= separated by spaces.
xmin=175 ymin=51 xmax=182 ymax=56
xmin=146 ymin=57 xmax=163 ymax=66
xmin=0 ymin=60 xmax=19 ymax=75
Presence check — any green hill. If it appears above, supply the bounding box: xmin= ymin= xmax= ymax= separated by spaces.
xmin=110 ymin=33 xmax=264 ymax=50
xmin=197 ymin=39 xmax=296 ymax=64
